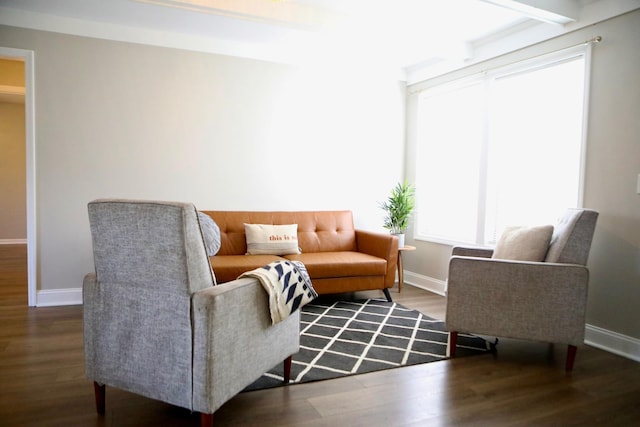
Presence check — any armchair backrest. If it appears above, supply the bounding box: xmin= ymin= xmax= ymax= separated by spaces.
xmin=88 ymin=199 xmax=216 ymax=295
xmin=85 ymin=199 xmax=215 ymax=410
xmin=545 ymin=208 xmax=599 ymax=265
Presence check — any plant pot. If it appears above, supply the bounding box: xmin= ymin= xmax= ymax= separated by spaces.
xmin=392 ymin=233 xmax=405 ymax=248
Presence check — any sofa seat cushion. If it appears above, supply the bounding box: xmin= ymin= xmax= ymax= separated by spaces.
xmin=284 ymin=252 xmax=387 ymax=279
xmin=210 ymin=254 xmax=285 ymax=283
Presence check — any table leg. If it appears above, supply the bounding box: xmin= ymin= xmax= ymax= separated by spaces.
xmin=397 ymin=251 xmax=404 ymax=292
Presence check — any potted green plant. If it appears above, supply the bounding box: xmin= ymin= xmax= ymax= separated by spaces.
xmin=380 ymin=181 xmax=415 ymax=248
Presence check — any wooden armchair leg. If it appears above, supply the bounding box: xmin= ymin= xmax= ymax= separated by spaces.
xmin=93 ymin=382 xmax=105 ymax=415
xmin=200 ymin=413 xmax=213 ymax=427
xmin=566 ymin=344 xmax=577 ymax=372
xmin=449 ymin=332 xmax=458 ymax=358
xmin=283 ymin=355 xmax=292 ymax=384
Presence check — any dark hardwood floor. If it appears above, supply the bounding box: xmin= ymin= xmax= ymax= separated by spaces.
xmin=1 ymin=244 xmax=639 ymax=426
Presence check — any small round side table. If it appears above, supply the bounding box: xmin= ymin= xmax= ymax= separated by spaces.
xmin=397 ymin=245 xmax=415 ymax=292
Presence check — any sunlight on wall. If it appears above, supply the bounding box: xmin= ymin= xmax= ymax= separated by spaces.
xmin=258 ymin=64 xmax=406 ymax=229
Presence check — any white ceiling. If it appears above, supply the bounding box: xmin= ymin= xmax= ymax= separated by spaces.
xmin=1 ymin=0 xmax=638 ymax=81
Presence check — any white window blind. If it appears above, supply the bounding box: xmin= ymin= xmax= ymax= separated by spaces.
xmin=415 ymin=46 xmax=589 ymax=246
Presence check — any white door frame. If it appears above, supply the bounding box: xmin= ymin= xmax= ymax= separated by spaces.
xmin=1 ymin=46 xmax=37 ymax=306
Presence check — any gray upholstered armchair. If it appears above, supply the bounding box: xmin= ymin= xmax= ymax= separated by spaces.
xmin=83 ymin=199 xmax=300 ymax=427
xmin=446 ymin=208 xmax=598 ymax=371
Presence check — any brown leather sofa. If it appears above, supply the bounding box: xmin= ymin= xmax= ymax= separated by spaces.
xmin=201 ymin=210 xmax=399 ymax=301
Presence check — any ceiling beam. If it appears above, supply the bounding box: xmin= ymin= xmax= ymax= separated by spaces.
xmin=482 ymin=0 xmax=580 ymax=24
xmin=135 ymin=0 xmax=338 ymax=30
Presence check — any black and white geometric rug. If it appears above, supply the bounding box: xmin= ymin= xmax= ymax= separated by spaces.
xmin=245 ymin=298 xmax=490 ymax=391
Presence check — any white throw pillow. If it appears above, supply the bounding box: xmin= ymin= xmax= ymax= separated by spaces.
xmin=244 ymin=223 xmax=301 ymax=255
xmin=492 ymin=225 xmax=554 ymax=262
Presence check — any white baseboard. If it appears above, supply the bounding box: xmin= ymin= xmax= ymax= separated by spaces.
xmin=36 ymin=288 xmax=82 ymax=307
xmin=404 ymin=269 xmax=640 ymax=363
xmin=585 ymin=324 xmax=640 ymax=362
xmin=0 ymin=239 xmax=27 ymax=245
xmin=403 ymin=270 xmax=447 ymax=296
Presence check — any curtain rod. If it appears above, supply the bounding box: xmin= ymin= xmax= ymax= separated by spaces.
xmin=409 ymin=35 xmax=602 ymax=91
xmin=486 ymin=35 xmax=603 ymax=73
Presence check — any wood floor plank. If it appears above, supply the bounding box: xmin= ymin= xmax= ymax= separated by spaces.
xmin=1 ymin=244 xmax=639 ymax=426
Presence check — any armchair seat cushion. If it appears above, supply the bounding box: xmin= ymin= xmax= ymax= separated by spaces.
xmin=284 ymin=251 xmax=387 ymax=278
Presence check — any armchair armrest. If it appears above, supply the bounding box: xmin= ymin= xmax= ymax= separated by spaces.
xmin=446 ymin=256 xmax=589 ymax=346
xmin=355 ymin=230 xmax=399 ymax=288
xmin=82 ymin=273 xmax=98 ymax=366
xmin=191 ymin=277 xmax=300 ymax=414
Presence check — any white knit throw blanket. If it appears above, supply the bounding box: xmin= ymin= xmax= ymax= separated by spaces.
xmin=239 ymin=260 xmax=318 ymax=324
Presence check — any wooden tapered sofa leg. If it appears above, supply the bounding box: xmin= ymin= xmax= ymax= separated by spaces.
xmin=93 ymin=382 xmax=105 ymax=415
xmin=283 ymin=355 xmax=292 ymax=384
xmin=566 ymin=344 xmax=577 ymax=372
xmin=449 ymin=332 xmax=458 ymax=358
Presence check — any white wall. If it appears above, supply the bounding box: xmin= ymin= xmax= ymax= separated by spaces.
xmin=0 ymin=25 xmax=406 ymax=299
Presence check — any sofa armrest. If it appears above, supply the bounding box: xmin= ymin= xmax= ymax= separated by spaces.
xmin=191 ymin=277 xmax=300 ymax=413
xmin=451 ymin=246 xmax=493 ymax=258
xmin=355 ymin=230 xmax=399 ymax=288
xmin=446 ymin=256 xmax=589 ymax=346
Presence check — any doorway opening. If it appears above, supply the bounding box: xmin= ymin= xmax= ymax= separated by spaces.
xmin=0 ymin=47 xmax=36 ymax=306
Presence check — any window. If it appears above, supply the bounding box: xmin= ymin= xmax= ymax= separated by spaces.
xmin=415 ymin=47 xmax=589 ymax=246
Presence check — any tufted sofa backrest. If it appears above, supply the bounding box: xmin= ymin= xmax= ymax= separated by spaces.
xmin=202 ymin=211 xmax=357 ymax=255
